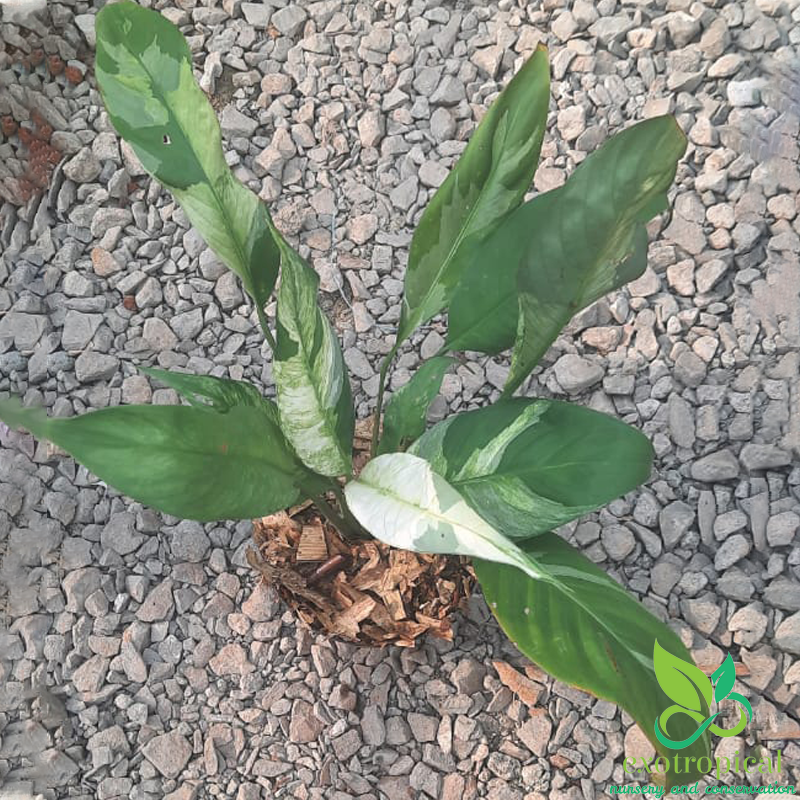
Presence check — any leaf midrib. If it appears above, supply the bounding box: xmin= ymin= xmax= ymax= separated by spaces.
xmin=358 ymin=473 xmax=542 ymax=578
xmin=125 ymin=37 xmax=253 ymax=296
xmin=50 ymin=410 xmax=300 ymax=480
xmin=407 ymin=104 xmax=517 ymax=333
xmin=281 ymin=299 xmax=349 ymax=472
xmin=479 ymin=550 xmax=652 ymax=678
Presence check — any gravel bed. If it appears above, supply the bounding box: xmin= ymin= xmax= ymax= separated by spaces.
xmin=1 ymin=0 xmax=799 ymax=798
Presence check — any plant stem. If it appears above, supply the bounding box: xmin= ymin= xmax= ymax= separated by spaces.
xmin=331 ymin=483 xmax=372 ymax=540
xmin=370 ymin=343 xmax=398 ymax=457
xmin=256 ymin=304 xmax=277 ymax=351
xmin=311 ymin=493 xmax=352 ymax=537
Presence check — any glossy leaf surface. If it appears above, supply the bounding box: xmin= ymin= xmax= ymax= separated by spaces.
xmin=274 ymin=240 xmax=354 ymax=477
xmin=447 ymin=117 xmax=685 ymax=377
xmin=95 ymin=1 xmax=280 ymax=308
xmin=476 ymin=534 xmax=712 ymax=782
xmin=0 ymin=396 xmax=307 ymax=521
xmin=343 ymin=452 xmax=543 ymax=577
xmin=397 ymin=45 xmax=550 ymax=342
xmin=411 ymin=399 xmax=653 ymax=538
xmin=378 ymin=356 xmax=455 ymax=455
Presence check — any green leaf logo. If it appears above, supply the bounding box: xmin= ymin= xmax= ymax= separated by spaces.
xmin=654 ymin=641 xmax=753 ymax=750
xmin=711 ymin=653 xmax=736 ymax=704
xmin=653 ymin=639 xmax=713 ymax=713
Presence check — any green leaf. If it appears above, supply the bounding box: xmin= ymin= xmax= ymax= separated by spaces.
xmin=273 ymin=240 xmax=354 ymax=477
xmin=476 ymin=534 xmax=712 ymax=783
xmin=0 ymin=395 xmax=308 ymax=522
xmin=378 ymin=356 xmax=455 ymax=455
xmin=140 ymin=367 xmax=269 ymax=414
xmin=711 ymin=652 xmax=736 ymax=705
xmin=445 ymin=225 xmax=522 ymax=354
xmin=410 ymin=398 xmax=653 ymax=538
xmin=343 ymin=452 xmax=544 ymax=576
xmin=447 ymin=117 xmax=685 ymax=373
xmin=95 ymin=1 xmax=280 ymax=309
xmin=397 ymin=44 xmax=550 ymax=343
xmin=501 ymin=116 xmax=687 ymax=394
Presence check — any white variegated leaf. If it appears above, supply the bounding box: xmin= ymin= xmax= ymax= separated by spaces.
xmin=343 ymin=452 xmax=542 ymax=580
xmin=410 ymin=398 xmax=653 ymax=538
xmin=274 ymin=241 xmax=354 ymax=477
xmin=95 ymin=1 xmax=280 ymax=308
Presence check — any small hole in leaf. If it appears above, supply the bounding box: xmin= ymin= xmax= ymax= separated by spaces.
xmin=163 ymin=134 xmax=171 ymax=145
xmin=524 ymin=607 xmax=530 ymax=615
xmin=491 ymin=602 xmax=497 ymax=609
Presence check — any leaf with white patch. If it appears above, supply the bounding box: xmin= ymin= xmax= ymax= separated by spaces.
xmin=397 ymin=45 xmax=550 ymax=343
xmin=0 ymin=395 xmax=311 ymax=522
xmin=273 ymin=240 xmax=354 ymax=477
xmin=410 ymin=398 xmax=653 ymax=538
xmin=343 ymin=452 xmax=542 ymax=579
xmin=95 ymin=1 xmax=280 ymax=308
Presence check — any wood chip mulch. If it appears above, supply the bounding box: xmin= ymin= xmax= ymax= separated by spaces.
xmin=246 ymin=416 xmax=475 ymax=647
xmin=247 ymin=507 xmax=475 ymax=647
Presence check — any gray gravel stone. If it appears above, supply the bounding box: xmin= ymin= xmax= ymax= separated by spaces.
xmin=143 ymin=318 xmax=178 ymax=351
xmin=241 ymin=2 xmax=272 ymax=27
xmin=272 ymin=5 xmax=307 ymax=36
xmin=714 ymin=534 xmax=751 ymax=571
xmin=169 ymin=520 xmax=210 ymax=561
xmin=601 ymin=525 xmax=635 ymax=560
xmin=727 ymin=79 xmax=764 ymax=107
xmin=450 ymin=658 xmax=486 ymax=695
xmin=136 ymin=579 xmax=174 ymax=622
xmin=220 ymin=106 xmax=258 ymax=137
xmin=72 ymin=655 xmax=109 ymax=694
xmin=62 ymin=312 xmax=102 ymax=351
xmin=553 ymin=354 xmax=604 ymax=394
xmin=775 ymin=613 xmax=800 ymax=655
xmin=691 ymin=450 xmax=740 ymax=481
xmin=142 ymin=730 xmax=192 ymax=779
xmin=101 ymin=512 xmax=144 ymax=555
xmin=289 ymin=700 xmax=325 ymax=743
xmin=63 ymin=147 xmax=102 ymax=183
xmin=766 ymin=512 xmax=799 ymax=547
xmin=361 ymin=705 xmax=386 ymax=746
xmin=740 ymin=443 xmax=792 ymax=471
xmin=75 ymin=351 xmax=119 ymax=383
xmin=63 ymin=567 xmax=102 ymax=613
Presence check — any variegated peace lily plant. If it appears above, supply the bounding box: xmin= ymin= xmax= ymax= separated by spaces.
xmin=0 ymin=2 xmax=712 ymax=777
